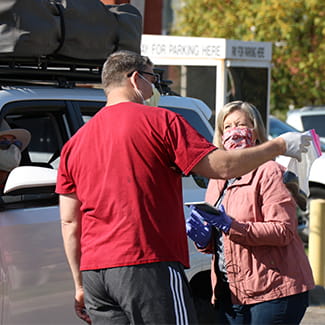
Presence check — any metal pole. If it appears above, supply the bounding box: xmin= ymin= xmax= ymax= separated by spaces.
xmin=309 ymin=199 xmax=325 ymax=286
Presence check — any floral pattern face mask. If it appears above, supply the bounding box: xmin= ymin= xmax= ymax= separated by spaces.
xmin=222 ymin=127 xmax=255 ymax=150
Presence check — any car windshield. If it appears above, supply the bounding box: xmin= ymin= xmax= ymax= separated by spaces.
xmin=269 ymin=116 xmax=299 ymax=137
xmin=160 ymin=106 xmax=213 ymax=142
xmin=301 ymin=115 xmax=325 ymax=138
xmin=269 ymin=115 xmax=325 ymax=152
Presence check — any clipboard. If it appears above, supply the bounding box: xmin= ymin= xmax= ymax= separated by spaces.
xmin=184 ymin=201 xmax=220 ymax=215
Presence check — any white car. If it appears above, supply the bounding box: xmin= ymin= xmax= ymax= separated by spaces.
xmin=269 ymin=115 xmax=325 ymax=243
xmin=2 ymin=67 xmax=319 ymax=323
xmin=0 ymin=77 xmax=217 ymax=324
xmin=286 ymin=106 xmax=325 ymax=143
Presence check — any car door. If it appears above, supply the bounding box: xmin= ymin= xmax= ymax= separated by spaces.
xmin=0 ymin=100 xmax=82 ymax=324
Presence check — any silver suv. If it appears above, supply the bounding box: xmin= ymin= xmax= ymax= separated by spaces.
xmin=270 ymin=115 xmax=325 ymax=243
xmin=0 ymin=79 xmax=216 ymax=324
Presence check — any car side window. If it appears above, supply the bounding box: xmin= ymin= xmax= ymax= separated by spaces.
xmin=3 ymin=100 xmax=80 ymax=170
xmin=12 ymin=114 xmax=60 ymax=168
xmin=74 ymin=100 xmax=105 ymax=123
xmin=0 ymin=100 xmax=81 ymax=209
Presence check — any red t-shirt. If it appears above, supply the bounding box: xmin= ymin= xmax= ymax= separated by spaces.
xmin=56 ymin=102 xmax=216 ymax=270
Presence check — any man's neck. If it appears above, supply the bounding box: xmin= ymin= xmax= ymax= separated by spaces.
xmin=105 ymin=87 xmax=143 ymax=106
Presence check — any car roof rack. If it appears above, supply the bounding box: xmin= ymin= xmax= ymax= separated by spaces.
xmin=0 ymin=56 xmax=178 ymax=94
xmin=0 ymin=56 xmax=104 ymax=88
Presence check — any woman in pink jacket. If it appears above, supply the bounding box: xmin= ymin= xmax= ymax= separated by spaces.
xmin=186 ymin=101 xmax=314 ymax=324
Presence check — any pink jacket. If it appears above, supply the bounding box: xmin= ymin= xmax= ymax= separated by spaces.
xmin=200 ymin=160 xmax=314 ymax=305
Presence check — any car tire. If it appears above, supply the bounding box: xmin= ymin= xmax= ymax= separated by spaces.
xmin=189 ymin=271 xmax=217 ymax=324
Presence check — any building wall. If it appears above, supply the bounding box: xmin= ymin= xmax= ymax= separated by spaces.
xmin=143 ymin=1 xmax=162 ymax=34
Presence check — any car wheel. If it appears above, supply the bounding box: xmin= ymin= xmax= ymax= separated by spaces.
xmin=297 ymin=186 xmax=325 ymax=245
xmin=189 ymin=271 xmax=217 ymax=324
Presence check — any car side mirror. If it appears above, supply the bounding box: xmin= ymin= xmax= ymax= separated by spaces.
xmin=4 ymin=166 xmax=57 ymax=195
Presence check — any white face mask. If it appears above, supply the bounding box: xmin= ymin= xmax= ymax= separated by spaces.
xmin=0 ymin=144 xmax=21 ymax=172
xmin=137 ymin=74 xmax=154 ymax=99
xmin=145 ymin=86 xmax=161 ymax=107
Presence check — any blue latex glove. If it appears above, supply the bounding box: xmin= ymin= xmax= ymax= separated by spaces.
xmin=195 ymin=204 xmax=232 ymax=233
xmin=186 ymin=212 xmax=212 ymax=248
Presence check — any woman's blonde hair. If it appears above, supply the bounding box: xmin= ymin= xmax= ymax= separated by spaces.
xmin=214 ymin=101 xmax=268 ymax=148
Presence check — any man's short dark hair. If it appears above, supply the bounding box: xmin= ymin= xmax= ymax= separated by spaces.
xmin=101 ymin=50 xmax=152 ymax=92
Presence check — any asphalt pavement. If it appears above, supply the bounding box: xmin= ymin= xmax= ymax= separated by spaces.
xmin=301 ymin=286 xmax=325 ymax=324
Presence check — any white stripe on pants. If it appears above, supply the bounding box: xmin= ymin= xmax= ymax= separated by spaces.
xmin=169 ymin=266 xmax=189 ymax=325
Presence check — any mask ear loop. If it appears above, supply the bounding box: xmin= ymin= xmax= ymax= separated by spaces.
xmin=138 ymin=73 xmax=152 ymax=86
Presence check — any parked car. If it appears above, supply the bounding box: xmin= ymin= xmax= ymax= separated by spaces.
xmin=0 ymin=60 xmax=218 ymax=324
xmin=2 ymin=59 xmax=321 ymax=323
xmin=286 ymin=106 xmax=325 ymax=143
xmin=269 ymin=115 xmax=325 ymax=243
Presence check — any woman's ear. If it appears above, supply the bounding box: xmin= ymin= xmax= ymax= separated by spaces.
xmin=252 ymin=129 xmax=258 ymax=144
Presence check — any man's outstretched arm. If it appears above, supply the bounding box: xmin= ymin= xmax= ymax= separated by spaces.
xmin=192 ymin=132 xmax=311 ymax=180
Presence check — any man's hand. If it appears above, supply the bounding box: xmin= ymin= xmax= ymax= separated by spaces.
xmin=74 ymin=287 xmax=91 ymax=324
xmin=186 ymin=212 xmax=212 ymax=248
xmin=279 ymin=132 xmax=312 ymax=162
xmin=193 ymin=205 xmax=232 ymax=233
xmin=74 ymin=299 xmax=91 ymax=324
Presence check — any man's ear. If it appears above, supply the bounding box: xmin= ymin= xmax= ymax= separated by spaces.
xmin=128 ymin=71 xmax=138 ymax=89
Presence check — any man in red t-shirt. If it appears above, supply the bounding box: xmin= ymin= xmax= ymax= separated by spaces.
xmin=56 ymin=50 xmax=311 ymax=324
